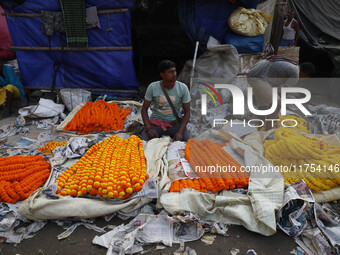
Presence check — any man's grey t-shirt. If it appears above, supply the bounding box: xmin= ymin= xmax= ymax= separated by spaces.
xmin=145 ymin=81 xmax=191 ymax=122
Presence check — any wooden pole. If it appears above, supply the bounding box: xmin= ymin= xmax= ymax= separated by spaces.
xmin=1 ymin=8 xmax=129 ymax=17
xmin=10 ymin=46 xmax=132 ymax=51
xmin=269 ymin=1 xmax=287 ymax=55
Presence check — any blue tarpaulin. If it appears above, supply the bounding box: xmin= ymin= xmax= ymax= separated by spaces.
xmin=179 ymin=0 xmax=259 ymax=53
xmin=4 ymin=0 xmax=139 ymax=91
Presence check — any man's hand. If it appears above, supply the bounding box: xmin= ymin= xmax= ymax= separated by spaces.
xmin=174 ymin=131 xmax=183 ymax=141
xmin=147 ymin=129 xmax=159 ymax=139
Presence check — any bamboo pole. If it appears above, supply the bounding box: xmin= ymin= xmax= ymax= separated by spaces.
xmin=1 ymin=8 xmax=129 ymax=17
xmin=10 ymin=46 xmax=132 ymax=51
xmin=25 ymin=87 xmax=139 ymax=94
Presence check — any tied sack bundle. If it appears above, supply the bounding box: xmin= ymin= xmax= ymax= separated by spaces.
xmin=229 ymin=7 xmax=272 ymax=36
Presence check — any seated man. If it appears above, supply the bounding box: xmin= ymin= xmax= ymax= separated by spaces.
xmin=0 ymin=56 xmax=25 ymax=117
xmin=141 ymin=60 xmax=190 ymax=141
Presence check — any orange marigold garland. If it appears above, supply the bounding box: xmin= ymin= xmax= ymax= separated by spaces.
xmin=55 ymin=135 xmax=149 ymax=200
xmin=185 ymin=139 xmax=190 ymax=162
xmin=63 ymin=100 xmax=132 ymax=134
xmin=170 ymin=139 xmax=249 ymax=193
xmin=0 ymin=155 xmax=51 ymax=203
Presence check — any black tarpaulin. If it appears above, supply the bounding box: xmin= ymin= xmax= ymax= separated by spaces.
xmin=288 ymin=0 xmax=340 ymax=76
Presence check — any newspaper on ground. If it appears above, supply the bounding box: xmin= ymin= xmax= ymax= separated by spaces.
xmin=65 ymin=137 xmax=96 ymax=158
xmin=307 ymin=104 xmax=340 ymax=134
xmin=57 ymin=222 xmax=107 ymax=240
xmin=201 ymin=235 xmax=216 ymax=245
xmin=32 ymin=115 xmax=65 ymax=130
xmin=277 ymin=180 xmax=340 ymax=254
xmin=0 ymin=202 xmax=46 ymax=244
xmin=93 ymin=211 xmax=204 ymax=255
xmin=0 ymin=115 xmax=28 ymax=139
xmin=166 ymin=141 xmax=199 ymax=182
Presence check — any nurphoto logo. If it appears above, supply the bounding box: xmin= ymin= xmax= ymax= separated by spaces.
xmin=199 ymin=84 xmax=312 ymax=129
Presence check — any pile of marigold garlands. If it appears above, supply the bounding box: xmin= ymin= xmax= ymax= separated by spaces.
xmin=264 ymin=128 xmax=340 ymax=191
xmin=63 ymin=100 xmax=132 ymax=134
xmin=170 ymin=139 xmax=249 ymax=193
xmin=55 ymin=135 xmax=148 ymax=200
xmin=38 ymin=140 xmax=68 ymax=154
xmin=0 ymin=155 xmax=51 ymax=203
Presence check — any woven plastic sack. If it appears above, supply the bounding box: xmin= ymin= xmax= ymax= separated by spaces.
xmin=60 ymin=88 xmax=91 ymax=112
xmin=228 ymin=7 xmax=272 ymax=37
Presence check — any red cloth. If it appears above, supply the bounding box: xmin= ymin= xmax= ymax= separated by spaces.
xmin=0 ymin=6 xmax=16 ymax=61
xmin=149 ymin=119 xmax=173 ymax=131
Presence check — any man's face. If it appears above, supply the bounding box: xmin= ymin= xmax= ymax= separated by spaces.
xmin=161 ymin=67 xmax=177 ymax=83
xmin=287 ymin=11 xmax=294 ymax=20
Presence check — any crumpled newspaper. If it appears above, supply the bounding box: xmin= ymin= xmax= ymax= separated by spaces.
xmin=65 ymin=137 xmax=96 ymax=158
xmin=277 ymin=180 xmax=340 ymax=255
xmin=0 ymin=202 xmax=46 ymax=244
xmin=307 ymin=104 xmax=340 ymax=134
xmin=93 ymin=211 xmax=205 ymax=255
xmin=8 ymin=137 xmax=40 ymax=157
xmin=32 ymin=115 xmax=66 ymax=130
xmin=0 ymin=115 xmax=29 ymax=139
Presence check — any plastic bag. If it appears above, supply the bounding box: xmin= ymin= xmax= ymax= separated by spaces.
xmin=60 ymin=88 xmax=91 ymax=112
xmin=228 ymin=7 xmax=272 ymax=37
xmin=18 ymin=98 xmax=65 ymax=118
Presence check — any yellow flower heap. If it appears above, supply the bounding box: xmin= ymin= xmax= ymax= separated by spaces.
xmin=264 ymin=128 xmax=340 ymax=191
xmin=260 ymin=115 xmax=310 ymax=133
xmin=55 ymin=135 xmax=148 ymax=200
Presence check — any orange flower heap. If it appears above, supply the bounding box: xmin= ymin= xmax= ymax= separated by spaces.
xmin=170 ymin=139 xmax=249 ymax=193
xmin=55 ymin=135 xmax=149 ymax=200
xmin=0 ymin=155 xmax=51 ymax=203
xmin=63 ymin=100 xmax=132 ymax=134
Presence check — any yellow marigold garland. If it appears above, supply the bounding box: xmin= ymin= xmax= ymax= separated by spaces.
xmin=55 ymin=135 xmax=148 ymax=200
xmin=264 ymin=128 xmax=340 ymax=191
xmin=38 ymin=140 xmax=68 ymax=154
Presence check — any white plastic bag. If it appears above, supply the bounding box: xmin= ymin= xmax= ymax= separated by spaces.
xmin=60 ymin=89 xmax=91 ymax=112
xmin=18 ymin=98 xmax=65 ymax=118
